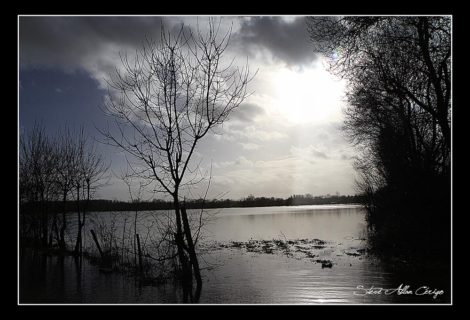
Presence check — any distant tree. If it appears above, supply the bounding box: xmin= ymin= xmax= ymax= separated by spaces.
xmin=118 ymin=165 xmax=149 ymax=270
xmin=101 ymin=19 xmax=254 ymax=302
xmin=20 ymin=123 xmax=109 ymax=251
xmin=53 ymin=126 xmax=79 ymax=250
xmin=20 ymin=122 xmax=58 ymax=246
xmin=72 ymin=130 xmax=109 ymax=256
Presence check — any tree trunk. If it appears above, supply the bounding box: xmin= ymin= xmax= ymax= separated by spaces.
xmin=90 ymin=229 xmax=104 ymax=258
xmin=79 ymin=181 xmax=90 ymax=256
xmin=74 ymin=184 xmax=81 ymax=256
xmin=59 ymin=190 xmax=67 ymax=251
xmin=134 ymin=211 xmax=137 ymax=268
xmin=181 ymin=206 xmax=202 ymax=302
xmin=51 ymin=213 xmax=59 ymax=247
xmin=417 ymin=17 xmax=450 ymax=152
xmin=173 ymin=193 xmax=192 ymax=302
xmin=136 ymin=233 xmax=143 ymax=275
xmin=41 ymin=192 xmax=48 ymax=248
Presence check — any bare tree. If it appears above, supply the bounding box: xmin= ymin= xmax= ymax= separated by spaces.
xmin=20 ymin=121 xmax=109 ymax=254
xmin=307 ymin=16 xmax=451 ymax=259
xmin=20 ymin=122 xmax=58 ymax=247
xmin=307 ymin=16 xmax=451 ymax=175
xmin=73 ymin=130 xmax=109 ymax=256
xmin=53 ymin=126 xmax=80 ymax=251
xmin=101 ymin=19 xmax=254 ymax=302
xmin=118 ymin=164 xmax=149 ymax=270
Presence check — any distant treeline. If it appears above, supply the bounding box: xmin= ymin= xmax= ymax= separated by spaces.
xmin=20 ymin=194 xmax=365 ymax=214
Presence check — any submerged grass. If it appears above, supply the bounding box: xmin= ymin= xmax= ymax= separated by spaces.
xmin=211 ymin=238 xmax=364 ymax=269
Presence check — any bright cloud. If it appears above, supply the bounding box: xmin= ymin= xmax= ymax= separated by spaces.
xmin=20 ymin=16 xmax=359 ymax=200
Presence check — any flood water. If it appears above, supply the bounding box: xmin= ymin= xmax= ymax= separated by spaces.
xmin=19 ymin=204 xmax=451 ymax=304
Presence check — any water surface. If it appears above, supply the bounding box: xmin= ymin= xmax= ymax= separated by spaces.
xmin=19 ymin=204 xmax=450 ymax=304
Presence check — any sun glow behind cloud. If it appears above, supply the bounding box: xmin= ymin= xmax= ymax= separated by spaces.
xmin=270 ymin=61 xmax=346 ymax=125
xmin=19 ymin=16 xmax=358 ymax=200
xmin=206 ymin=57 xmax=354 ymax=198
xmin=200 ymin=57 xmax=355 ymax=199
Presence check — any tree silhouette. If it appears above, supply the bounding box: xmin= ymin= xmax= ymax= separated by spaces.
xmin=100 ymin=19 xmax=254 ymax=302
xmin=20 ymin=122 xmax=57 ymax=246
xmin=54 ymin=126 xmax=80 ymax=251
xmin=20 ymin=123 xmax=109 ymax=252
xmin=308 ymin=16 xmax=451 ymax=262
xmin=72 ymin=129 xmax=109 ymax=256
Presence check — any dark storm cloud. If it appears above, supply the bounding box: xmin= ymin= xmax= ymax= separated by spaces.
xmin=234 ymin=16 xmax=317 ymax=67
xmin=19 ymin=16 xmax=317 ymax=72
xmin=19 ymin=16 xmax=167 ymax=70
xmin=230 ymin=102 xmax=265 ymax=122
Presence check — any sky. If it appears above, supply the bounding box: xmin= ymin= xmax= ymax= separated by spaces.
xmin=19 ymin=15 xmax=358 ymax=201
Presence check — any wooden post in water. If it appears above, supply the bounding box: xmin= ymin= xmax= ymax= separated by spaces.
xmin=136 ymin=233 xmax=143 ymax=274
xmin=90 ymin=229 xmax=104 ymax=259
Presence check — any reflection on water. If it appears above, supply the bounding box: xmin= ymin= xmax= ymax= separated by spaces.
xmin=19 ymin=205 xmax=450 ymax=304
xmin=204 ymin=205 xmax=367 ymax=242
xmin=20 ymin=249 xmax=181 ymax=303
